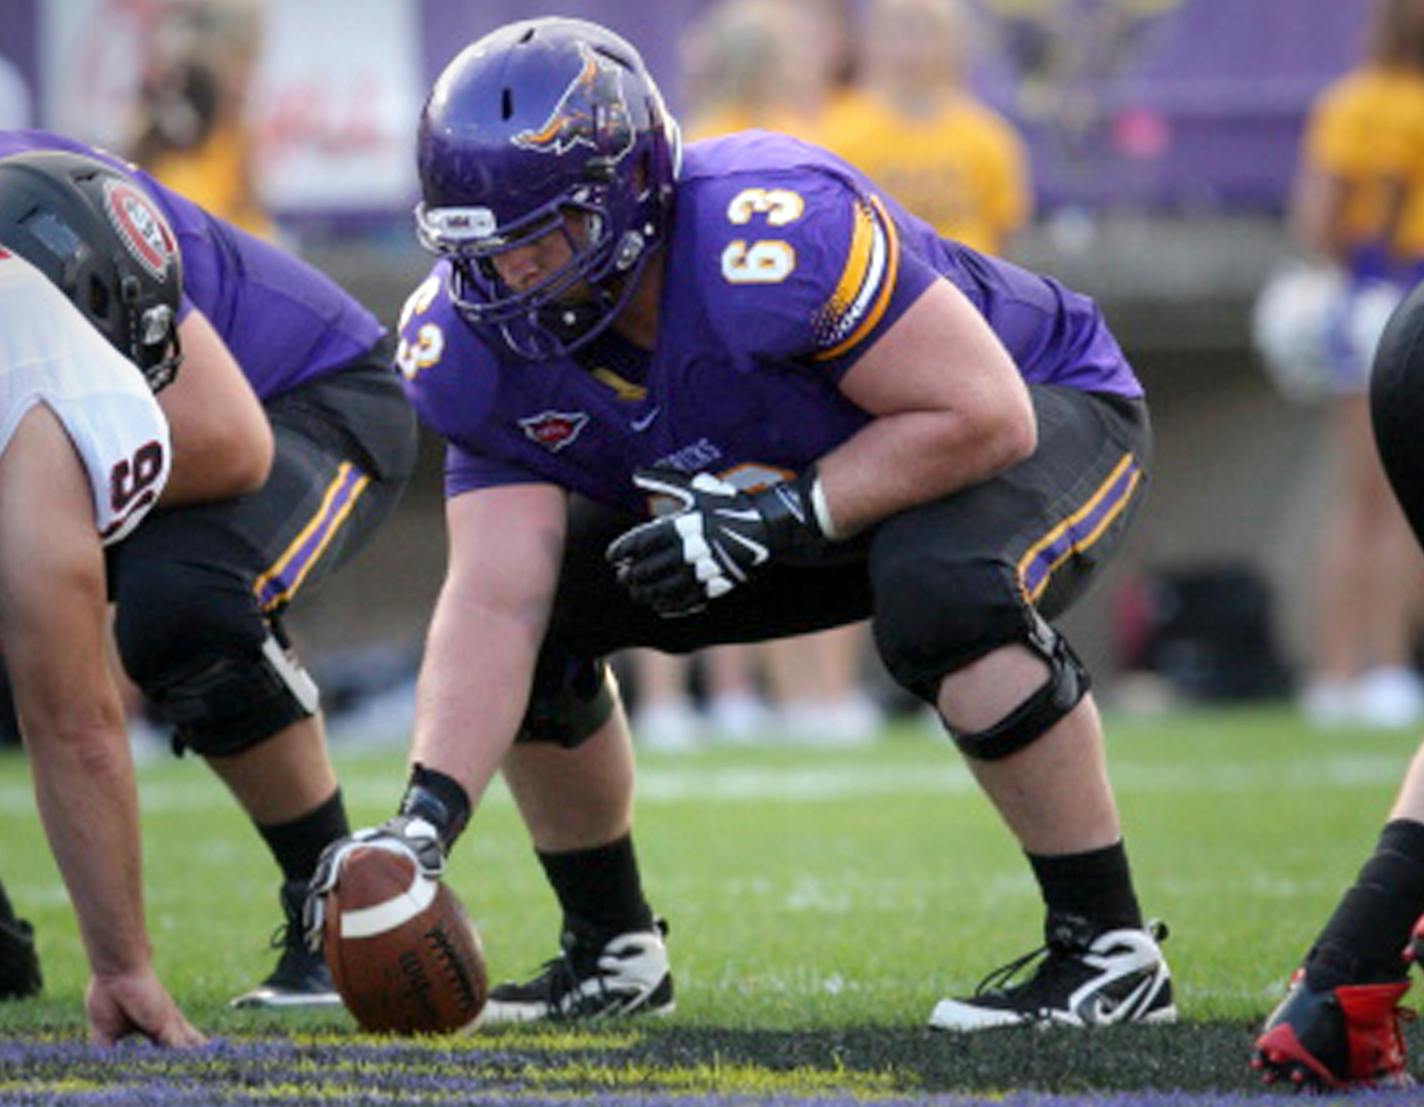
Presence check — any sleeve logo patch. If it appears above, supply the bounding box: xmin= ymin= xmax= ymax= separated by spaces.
xmin=519 ymin=409 xmax=591 ymax=451
xmin=101 ymin=179 xmax=177 ymax=281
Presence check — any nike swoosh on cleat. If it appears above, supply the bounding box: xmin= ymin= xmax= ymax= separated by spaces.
xmin=1088 ymin=974 xmax=1157 ymax=1024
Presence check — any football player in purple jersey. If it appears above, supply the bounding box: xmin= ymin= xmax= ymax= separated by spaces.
xmin=0 ymin=151 xmax=201 ymax=1045
xmin=1252 ymin=279 xmax=1424 ymax=1090
xmin=0 ymin=130 xmax=419 ymax=1011
xmin=311 ymin=16 xmax=1170 ymax=1029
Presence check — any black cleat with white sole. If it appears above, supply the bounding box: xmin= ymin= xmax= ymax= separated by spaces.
xmin=929 ymin=914 xmax=1175 ymax=1031
xmin=481 ymin=919 xmax=674 ymax=1024
xmin=230 ymin=879 xmax=341 ymax=1009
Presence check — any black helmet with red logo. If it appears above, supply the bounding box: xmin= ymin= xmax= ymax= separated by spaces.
xmin=0 ymin=149 xmax=182 ymax=391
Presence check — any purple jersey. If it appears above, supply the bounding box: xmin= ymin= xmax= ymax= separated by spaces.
xmin=399 ymin=131 xmax=1141 ymax=514
xmin=0 ymin=130 xmax=384 ymax=399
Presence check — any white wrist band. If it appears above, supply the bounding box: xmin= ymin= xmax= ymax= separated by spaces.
xmin=810 ymin=476 xmax=839 ymax=541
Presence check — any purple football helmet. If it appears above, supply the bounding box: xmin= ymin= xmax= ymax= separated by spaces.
xmin=416 ymin=17 xmax=681 ymax=359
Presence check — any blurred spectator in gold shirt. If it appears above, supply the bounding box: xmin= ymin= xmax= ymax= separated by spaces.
xmin=682 ymin=0 xmax=856 ymax=142
xmin=1284 ymin=0 xmax=1424 ymax=728
xmin=125 ymin=0 xmax=273 ymax=240
xmin=822 ymin=0 xmax=1031 ymax=256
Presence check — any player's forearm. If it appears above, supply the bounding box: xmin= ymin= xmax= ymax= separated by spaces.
xmin=815 ymin=402 xmax=1035 ymax=538
xmin=409 ymin=585 xmax=547 ymax=808
xmin=27 ymin=717 xmax=154 ymax=977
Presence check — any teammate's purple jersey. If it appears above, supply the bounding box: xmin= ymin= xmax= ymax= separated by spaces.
xmin=398 ymin=131 xmax=1142 ymax=515
xmin=0 ymin=130 xmax=384 ymax=398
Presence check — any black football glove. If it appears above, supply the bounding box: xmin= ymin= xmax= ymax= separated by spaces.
xmin=605 ymin=467 xmax=832 ymax=618
xmin=301 ymin=815 xmax=446 ymax=952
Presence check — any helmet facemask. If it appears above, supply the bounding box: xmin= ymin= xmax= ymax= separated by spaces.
xmin=417 ymin=178 xmax=654 ymax=359
xmin=131 ymin=296 xmax=183 ymax=392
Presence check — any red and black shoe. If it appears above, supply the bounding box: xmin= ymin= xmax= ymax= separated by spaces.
xmin=1251 ymin=969 xmax=1413 ymax=1090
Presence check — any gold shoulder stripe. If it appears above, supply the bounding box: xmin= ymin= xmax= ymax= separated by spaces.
xmin=829 ymin=197 xmax=877 ymax=314
xmin=589 ymin=367 xmax=648 ymax=401
xmin=813 ymin=194 xmax=900 ymax=362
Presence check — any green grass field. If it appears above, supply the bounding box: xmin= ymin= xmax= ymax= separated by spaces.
xmin=0 ymin=702 xmax=1420 ymax=1101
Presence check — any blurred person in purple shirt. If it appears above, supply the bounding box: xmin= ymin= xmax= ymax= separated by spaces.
xmin=309 ymin=16 xmax=1168 ymax=1031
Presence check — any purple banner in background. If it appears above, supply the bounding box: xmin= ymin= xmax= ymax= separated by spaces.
xmin=420 ymin=0 xmax=709 ymax=113
xmin=420 ymin=0 xmax=1373 ymax=214
xmin=0 ymin=0 xmax=38 ymax=128
xmin=968 ymin=0 xmax=1374 ymax=210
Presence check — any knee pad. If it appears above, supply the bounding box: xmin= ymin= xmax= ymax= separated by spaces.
xmin=151 ymin=633 xmax=320 ymax=757
xmin=517 ymin=659 xmax=617 ymax=748
xmin=874 ymin=556 xmax=1029 ymax=702
xmin=945 ymin=611 xmax=1091 ymax=761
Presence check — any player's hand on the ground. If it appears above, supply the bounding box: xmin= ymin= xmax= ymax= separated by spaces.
xmin=86 ymin=967 xmax=205 ymax=1047
xmin=303 ymin=816 xmax=447 ymax=950
xmin=606 ymin=468 xmax=829 ymax=617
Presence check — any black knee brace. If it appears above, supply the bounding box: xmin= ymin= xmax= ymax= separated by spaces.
xmin=151 ymin=632 xmax=320 ymax=757
xmin=945 ymin=611 xmax=1091 ymax=761
xmin=517 ymin=659 xmax=617 ymax=748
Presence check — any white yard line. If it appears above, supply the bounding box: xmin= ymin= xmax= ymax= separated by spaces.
xmin=0 ymin=752 xmax=1407 ymax=814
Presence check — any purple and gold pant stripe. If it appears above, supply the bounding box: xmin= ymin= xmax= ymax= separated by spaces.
xmin=252 ymin=461 xmax=371 ymax=613
xmin=1016 ymin=452 xmax=1142 ymax=605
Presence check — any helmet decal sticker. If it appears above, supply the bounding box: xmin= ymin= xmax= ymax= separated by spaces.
xmin=101 ymin=178 xmax=176 ymax=281
xmin=512 ymin=43 xmax=635 ymax=161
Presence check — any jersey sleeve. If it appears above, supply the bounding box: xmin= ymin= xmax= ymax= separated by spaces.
xmin=0 ymin=253 xmax=172 ymax=545
xmin=443 ymin=441 xmax=541 ymax=498
xmin=395 ymin=265 xmax=543 ymax=498
xmin=692 ymin=168 xmax=937 ymax=378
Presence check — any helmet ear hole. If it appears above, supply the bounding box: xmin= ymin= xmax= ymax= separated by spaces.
xmin=501 ymin=88 xmax=514 ymax=120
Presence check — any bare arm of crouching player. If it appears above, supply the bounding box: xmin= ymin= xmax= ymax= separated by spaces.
xmin=815 ymin=278 xmax=1037 ymax=539
xmin=607 ymin=277 xmax=1038 ymax=618
xmin=0 ymin=407 xmax=202 ymax=1047
xmin=303 ymin=482 xmax=570 ymax=925
xmin=156 ymin=308 xmax=274 ymax=505
xmin=412 ymin=482 xmax=568 ymax=799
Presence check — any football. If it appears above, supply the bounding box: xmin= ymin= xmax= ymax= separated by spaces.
xmin=321 ymin=844 xmax=487 ymax=1034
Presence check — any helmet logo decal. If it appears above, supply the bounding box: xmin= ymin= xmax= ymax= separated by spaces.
xmin=519 ymin=409 xmax=591 ymax=451
xmin=512 ymin=43 xmax=634 ymax=161
xmin=101 ymin=179 xmax=177 ymax=281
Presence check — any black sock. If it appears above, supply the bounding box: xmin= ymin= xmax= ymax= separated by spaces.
xmin=1305 ymin=818 xmax=1424 ymax=989
xmin=537 ymin=833 xmax=655 ymax=941
xmin=257 ymin=788 xmax=350 ymax=884
xmin=1028 ymin=840 xmax=1143 ymax=933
